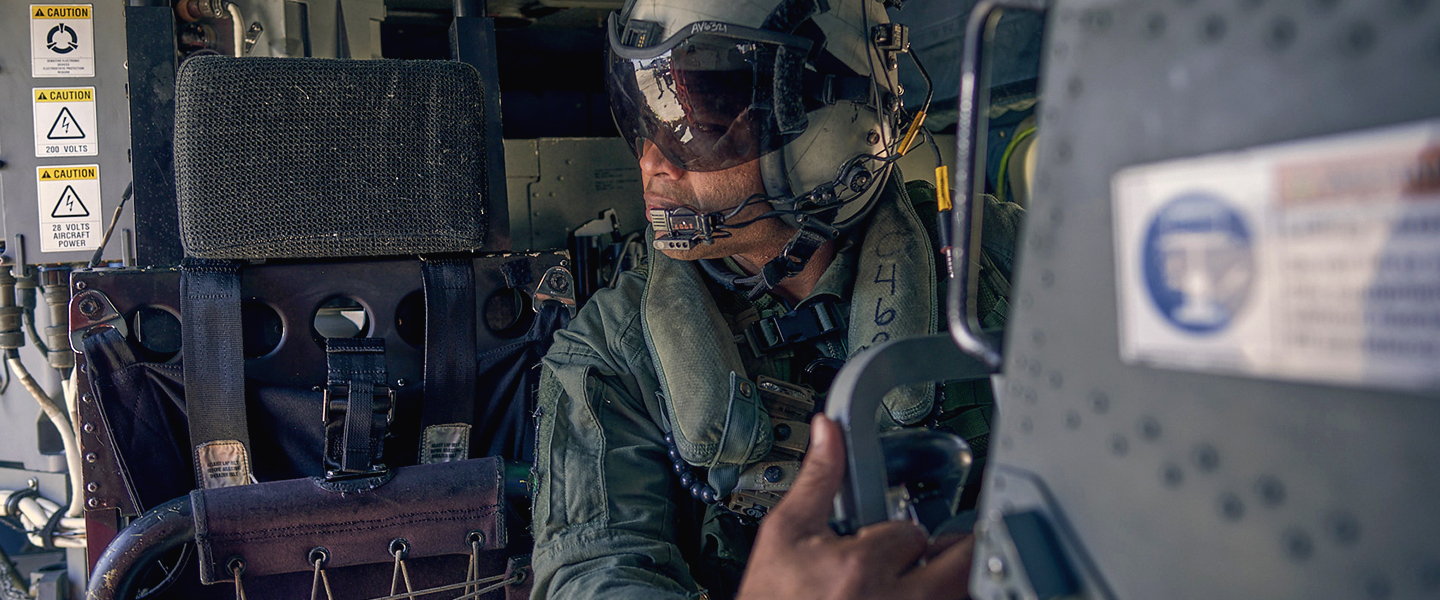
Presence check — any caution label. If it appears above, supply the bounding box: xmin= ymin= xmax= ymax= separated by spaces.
xmin=30 ymin=4 xmax=95 ymax=78
xmin=1113 ymin=118 xmax=1440 ymax=393
xmin=32 ymin=87 xmax=98 ymax=157
xmin=35 ymin=165 xmax=102 ymax=253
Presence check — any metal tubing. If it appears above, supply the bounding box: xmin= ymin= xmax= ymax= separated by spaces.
xmin=86 ymin=496 xmax=194 ymax=600
xmin=225 ymin=2 xmax=244 ymax=56
xmin=824 ymin=334 xmax=995 ymax=532
xmin=947 ymin=0 xmax=1046 ymax=370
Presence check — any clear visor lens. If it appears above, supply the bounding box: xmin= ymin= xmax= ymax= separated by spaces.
xmin=606 ymin=33 xmax=799 ymax=172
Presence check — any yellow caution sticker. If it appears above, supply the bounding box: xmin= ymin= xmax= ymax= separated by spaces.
xmin=30 ymin=4 xmax=94 ymax=78
xmin=36 ymin=165 xmax=103 ymax=253
xmin=33 ymin=87 xmax=98 ymax=157
xmin=32 ymin=5 xmax=90 ymax=18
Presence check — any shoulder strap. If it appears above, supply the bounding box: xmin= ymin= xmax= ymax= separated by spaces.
xmin=419 ymin=257 xmax=478 ymax=463
xmin=180 ymin=258 xmax=252 ymax=489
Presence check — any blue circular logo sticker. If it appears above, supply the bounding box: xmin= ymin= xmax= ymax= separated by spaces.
xmin=1142 ymin=192 xmax=1255 ymax=334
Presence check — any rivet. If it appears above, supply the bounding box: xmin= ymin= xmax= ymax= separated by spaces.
xmin=1343 ymin=21 xmax=1376 ymax=56
xmin=1090 ymin=392 xmax=1110 ymax=414
xmin=1145 ymin=13 xmax=1167 ymax=37
xmin=1019 ymin=417 xmax=1034 ymax=433
xmin=1137 ymin=417 xmax=1161 ymax=441
xmin=1047 ymin=371 xmax=1063 ymax=389
xmin=1283 ymin=529 xmax=1314 ymax=562
xmin=395 ymin=379 xmax=408 ymax=387
xmin=1194 ymin=444 xmax=1220 ymax=472
xmin=1109 ymin=434 xmax=1129 ymax=456
xmin=1201 ymin=15 xmax=1227 ymax=42
xmin=86 ymin=483 xmax=98 ymax=493
xmin=82 ymin=423 xmax=96 ymax=434
xmin=1329 ymin=512 xmax=1361 ymax=545
xmin=1161 ymin=463 xmax=1184 ymax=488
xmin=86 ymin=498 xmax=99 ymax=508
xmin=1219 ymin=493 xmax=1245 ymax=521
xmin=1064 ymin=411 xmax=1081 ymax=429
xmin=739 ymin=381 xmax=753 ymax=397
xmin=1255 ymin=476 xmax=1286 ymax=507
xmin=84 ymin=453 xmax=97 ymax=463
xmin=82 ymin=394 xmax=92 ymax=403
xmin=1267 ymin=18 xmax=1297 ymax=51
xmin=985 ymin=555 xmax=1007 ymax=580
xmin=74 ymin=281 xmax=87 ymax=291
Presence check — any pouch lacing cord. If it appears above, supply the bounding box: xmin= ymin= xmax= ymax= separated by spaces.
xmin=363 ymin=573 xmax=520 ymax=600
xmin=293 ymin=533 xmax=524 ymax=600
xmin=309 ymin=547 xmax=335 ymax=600
xmin=229 ymin=558 xmax=248 ymax=600
xmin=464 ymin=531 xmax=485 ymax=597
xmin=389 ymin=539 xmax=414 ymax=597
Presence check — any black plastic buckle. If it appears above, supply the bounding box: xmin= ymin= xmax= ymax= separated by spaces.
xmin=745 ymin=300 xmax=845 ymax=356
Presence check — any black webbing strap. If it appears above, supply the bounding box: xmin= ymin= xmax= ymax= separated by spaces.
xmin=323 ymin=338 xmax=393 ymax=478
xmin=418 ymin=258 xmax=477 ymax=463
xmin=180 ymin=258 xmax=252 ymax=489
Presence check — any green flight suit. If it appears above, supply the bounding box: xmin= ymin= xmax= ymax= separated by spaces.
xmin=531 ymin=175 xmax=1021 ymax=600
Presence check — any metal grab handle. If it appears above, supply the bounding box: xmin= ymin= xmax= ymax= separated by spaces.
xmin=87 ymin=495 xmax=194 ymax=600
xmin=825 ymin=334 xmax=995 ymax=533
xmin=948 ymin=0 xmax=1048 ymax=369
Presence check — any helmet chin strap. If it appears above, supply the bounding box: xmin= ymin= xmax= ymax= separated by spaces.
xmin=716 ymin=147 xmax=836 ymax=300
xmin=698 ymin=217 xmax=837 ymax=301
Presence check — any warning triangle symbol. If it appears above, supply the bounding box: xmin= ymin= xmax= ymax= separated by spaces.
xmin=34 ymin=8 xmax=44 ymax=17
xmin=36 ymin=91 xmax=47 ymax=101
xmin=47 ymin=107 xmax=85 ymax=140
xmin=40 ymin=172 xmax=52 ymax=180
xmin=52 ymin=186 xmax=90 ymax=218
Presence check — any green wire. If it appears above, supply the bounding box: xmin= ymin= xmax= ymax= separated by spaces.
xmin=995 ymin=126 xmax=1038 ymax=204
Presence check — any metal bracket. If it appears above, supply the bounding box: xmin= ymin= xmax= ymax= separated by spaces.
xmin=533 ymin=265 xmax=577 ymax=317
xmin=69 ymin=288 xmax=129 ymax=355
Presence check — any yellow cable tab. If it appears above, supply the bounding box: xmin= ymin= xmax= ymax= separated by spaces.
xmin=898 ymin=111 xmax=928 ymax=156
xmin=935 ymin=166 xmax=952 ymax=212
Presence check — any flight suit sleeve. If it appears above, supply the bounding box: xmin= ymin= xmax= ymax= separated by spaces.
xmin=530 ymin=299 xmax=700 ymax=600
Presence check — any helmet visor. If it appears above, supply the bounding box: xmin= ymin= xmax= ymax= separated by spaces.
xmin=606 ymin=14 xmax=812 ymax=172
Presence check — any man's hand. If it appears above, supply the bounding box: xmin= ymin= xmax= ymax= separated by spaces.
xmin=735 ymin=415 xmax=975 ymax=600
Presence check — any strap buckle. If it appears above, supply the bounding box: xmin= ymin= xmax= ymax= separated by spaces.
xmin=744 ymin=300 xmax=845 ymax=356
xmin=322 ymin=383 xmax=396 ymax=480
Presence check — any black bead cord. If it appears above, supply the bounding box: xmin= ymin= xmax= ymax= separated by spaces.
xmin=665 ymin=433 xmax=719 ymax=504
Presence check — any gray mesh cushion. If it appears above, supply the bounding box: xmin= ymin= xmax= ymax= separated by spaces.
xmin=174 ymin=57 xmax=490 ymax=259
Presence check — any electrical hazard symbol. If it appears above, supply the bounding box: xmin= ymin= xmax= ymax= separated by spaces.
xmin=30 ymin=5 xmax=95 ymax=78
xmin=51 ymin=186 xmax=90 ymax=218
xmin=35 ymin=165 xmax=102 ymax=253
xmin=32 ymin=87 xmax=97 ymax=157
xmin=48 ymin=107 xmax=85 ymax=139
